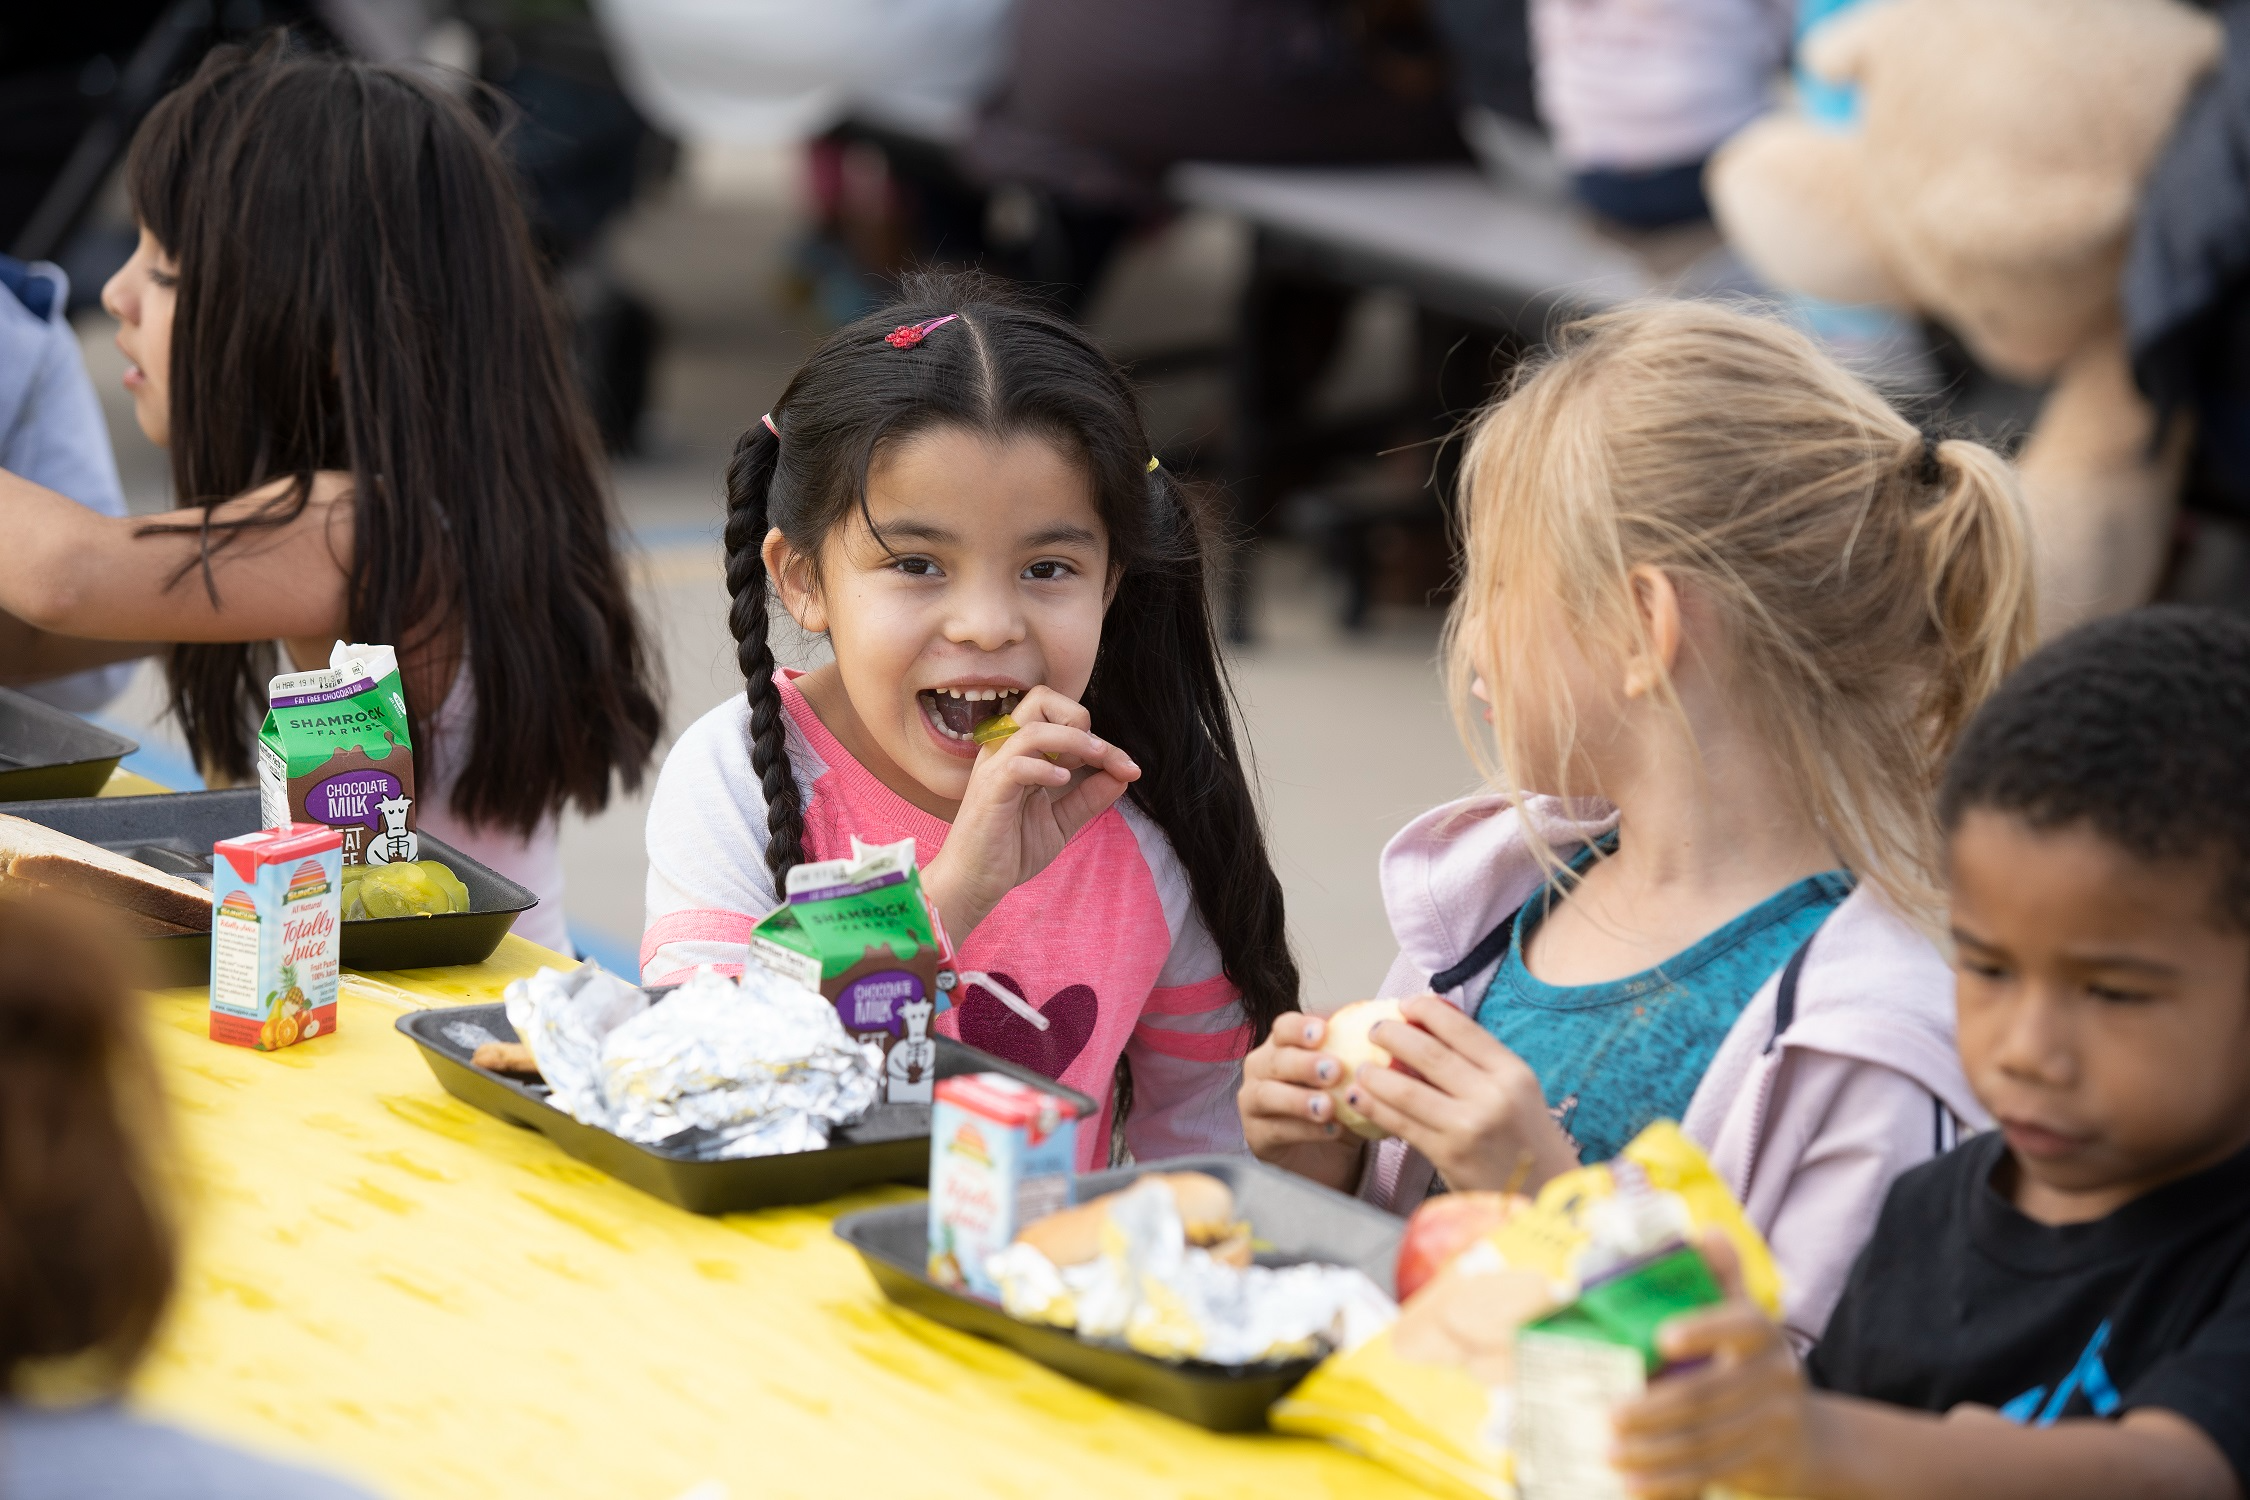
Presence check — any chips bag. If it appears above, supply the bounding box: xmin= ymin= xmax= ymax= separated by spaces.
xmin=750 ymin=837 xmax=955 ymax=1105
xmin=1269 ymin=1122 xmax=1780 ymax=1500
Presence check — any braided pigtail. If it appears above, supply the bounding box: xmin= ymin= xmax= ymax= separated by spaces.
xmin=723 ymin=419 xmax=807 ymax=888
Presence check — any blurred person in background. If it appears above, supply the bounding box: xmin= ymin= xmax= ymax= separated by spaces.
xmin=0 ymin=888 xmax=380 ymax=1498
xmin=0 ymin=38 xmax=663 ymax=954
xmin=0 ymin=252 xmax=139 ymax=714
xmin=590 ymin=0 xmax=1019 ymax=323
xmin=1532 ymin=0 xmax=1792 ymax=229
xmin=961 ymin=0 xmax=1467 ymax=309
xmin=459 ymin=0 xmax=677 ymax=451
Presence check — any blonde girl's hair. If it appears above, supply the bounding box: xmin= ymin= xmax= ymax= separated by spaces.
xmin=1444 ymin=300 xmax=2035 ymax=925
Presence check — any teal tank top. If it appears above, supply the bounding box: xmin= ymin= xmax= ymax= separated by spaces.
xmin=1474 ymin=851 xmax=1851 ymax=1165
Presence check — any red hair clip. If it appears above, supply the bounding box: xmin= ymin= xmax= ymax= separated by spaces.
xmin=885 ymin=313 xmax=959 ymax=349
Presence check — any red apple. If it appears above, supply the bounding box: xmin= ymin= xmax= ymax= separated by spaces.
xmin=1395 ymin=1191 xmax=1526 ymax=1302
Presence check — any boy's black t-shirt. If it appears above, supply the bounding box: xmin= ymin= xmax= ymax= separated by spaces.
xmin=1807 ymin=1132 xmax=2250 ymax=1483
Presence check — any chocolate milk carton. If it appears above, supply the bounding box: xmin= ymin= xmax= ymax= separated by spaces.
xmin=750 ymin=837 xmax=954 ymax=1104
xmin=258 ymin=642 xmax=417 ymax=866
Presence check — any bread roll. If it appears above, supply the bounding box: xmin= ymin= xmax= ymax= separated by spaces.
xmin=1013 ymin=1172 xmax=1244 ymax=1267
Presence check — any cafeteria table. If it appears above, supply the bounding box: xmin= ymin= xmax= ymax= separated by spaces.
xmin=131 ymin=938 xmax=1432 ymax=1499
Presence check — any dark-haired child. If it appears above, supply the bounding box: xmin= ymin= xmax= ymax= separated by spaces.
xmin=1610 ymin=604 xmax=2250 ymax=1500
xmin=0 ymin=40 xmax=661 ymax=952
xmin=640 ymin=279 xmax=1298 ymax=1166
xmin=0 ymin=889 xmax=379 ymax=1498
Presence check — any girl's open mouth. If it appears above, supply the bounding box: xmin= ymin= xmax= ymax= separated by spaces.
xmin=918 ymin=686 xmax=1026 ymax=742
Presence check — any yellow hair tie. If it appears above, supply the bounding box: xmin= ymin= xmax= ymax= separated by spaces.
xmin=1147 ymin=456 xmax=1161 ymax=473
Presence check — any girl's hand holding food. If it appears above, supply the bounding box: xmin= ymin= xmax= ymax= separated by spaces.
xmin=1239 ymin=1012 xmax=1364 ymax=1190
xmin=1347 ymin=994 xmax=1581 ymax=1194
xmin=1610 ymin=1236 xmax=1818 ymax=1500
xmin=921 ymin=685 xmax=1141 ymax=941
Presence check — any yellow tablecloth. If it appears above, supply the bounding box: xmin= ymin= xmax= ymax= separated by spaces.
xmin=135 ymin=937 xmax=1430 ymax=1500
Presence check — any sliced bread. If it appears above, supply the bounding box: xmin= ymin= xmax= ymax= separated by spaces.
xmin=0 ymin=814 xmax=213 ymax=932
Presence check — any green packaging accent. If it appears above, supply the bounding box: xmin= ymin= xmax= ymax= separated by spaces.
xmin=256 ymin=643 xmax=419 ymax=866
xmin=750 ymin=838 xmax=953 ymax=1105
xmin=1524 ymin=1245 xmax=1725 ymax=1375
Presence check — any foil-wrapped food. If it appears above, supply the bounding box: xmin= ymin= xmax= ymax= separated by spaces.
xmin=986 ymin=1176 xmax=1397 ymax=1367
xmin=500 ymin=962 xmax=881 ymax=1160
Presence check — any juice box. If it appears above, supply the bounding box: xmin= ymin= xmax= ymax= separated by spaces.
xmin=258 ymin=641 xmax=418 ymax=866
xmin=927 ymin=1072 xmax=1080 ymax=1299
xmin=209 ymin=823 xmax=343 ymax=1051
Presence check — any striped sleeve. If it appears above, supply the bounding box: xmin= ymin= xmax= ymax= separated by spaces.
xmin=639 ymin=697 xmax=815 ymax=986
xmin=1118 ymin=804 xmax=1251 ymax=1161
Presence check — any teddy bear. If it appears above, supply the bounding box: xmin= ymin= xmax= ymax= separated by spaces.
xmin=1705 ymin=0 xmax=2222 ymax=636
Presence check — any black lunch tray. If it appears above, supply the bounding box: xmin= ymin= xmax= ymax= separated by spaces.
xmin=399 ymin=998 xmax=1100 ymax=1215
xmin=833 ymin=1155 xmax=1405 ymax=1432
xmin=0 ymin=688 xmax=137 ymax=801
xmin=5 ymin=788 xmax=538 ymax=984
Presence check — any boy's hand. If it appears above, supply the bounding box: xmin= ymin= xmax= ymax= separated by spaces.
xmin=1611 ymin=1235 xmax=1818 ymax=1500
xmin=922 ymin=686 xmax=1140 ymax=939
xmin=1343 ymin=994 xmax=1580 ymax=1193
xmin=1240 ymin=1012 xmax=1365 ymax=1190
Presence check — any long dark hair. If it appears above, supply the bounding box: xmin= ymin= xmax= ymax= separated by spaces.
xmin=125 ymin=36 xmax=660 ymax=829
xmin=724 ymin=275 xmax=1299 ymax=1041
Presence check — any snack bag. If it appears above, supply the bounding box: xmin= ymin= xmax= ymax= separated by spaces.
xmin=209 ymin=823 xmax=342 ymax=1051
xmin=1270 ymin=1122 xmax=1778 ymax=1500
xmin=750 ymin=837 xmax=954 ymax=1104
xmin=927 ymin=1071 xmax=1080 ymax=1298
xmin=258 ymin=642 xmax=418 ymax=866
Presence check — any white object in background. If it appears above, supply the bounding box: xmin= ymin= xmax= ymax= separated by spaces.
xmin=591 ymin=0 xmax=1018 ymax=146
xmin=1529 ymin=0 xmax=1794 ymax=171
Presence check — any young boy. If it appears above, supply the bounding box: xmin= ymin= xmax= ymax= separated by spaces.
xmin=1608 ymin=605 xmax=2250 ymax=1500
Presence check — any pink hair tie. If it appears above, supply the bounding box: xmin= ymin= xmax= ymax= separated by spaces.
xmin=885 ymin=313 xmax=958 ymax=349
xmin=761 ymin=412 xmax=779 ymax=438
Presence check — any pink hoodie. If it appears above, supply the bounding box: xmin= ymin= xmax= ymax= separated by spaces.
xmin=1363 ymin=793 xmax=1991 ymax=1347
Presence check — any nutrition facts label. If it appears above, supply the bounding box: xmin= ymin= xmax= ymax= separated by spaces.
xmin=211 ymin=907 xmax=263 ymax=1016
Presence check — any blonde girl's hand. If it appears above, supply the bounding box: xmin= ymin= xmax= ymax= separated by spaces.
xmin=921 ymin=685 xmax=1141 ymax=941
xmin=1239 ymin=1012 xmax=1365 ymax=1191
xmin=1610 ymin=1235 xmax=1818 ymax=1500
xmin=1344 ymin=994 xmax=1581 ymax=1194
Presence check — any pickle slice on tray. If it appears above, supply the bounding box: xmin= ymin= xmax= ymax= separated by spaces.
xmin=342 ymin=860 xmax=472 ymax=919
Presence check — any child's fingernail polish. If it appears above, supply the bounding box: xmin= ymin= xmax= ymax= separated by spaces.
xmin=1316 ymin=1059 xmax=1337 ymax=1082
xmin=1308 ymin=1095 xmax=1327 ymax=1119
xmin=1346 ymin=1090 xmax=1361 ymax=1107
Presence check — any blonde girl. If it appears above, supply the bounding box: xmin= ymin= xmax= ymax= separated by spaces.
xmin=1241 ymin=300 xmax=2035 ymax=1344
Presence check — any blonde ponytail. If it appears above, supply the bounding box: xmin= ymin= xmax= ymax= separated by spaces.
xmin=1915 ymin=438 xmax=2037 ymax=761
xmin=1447 ymin=301 xmax=2036 ymax=928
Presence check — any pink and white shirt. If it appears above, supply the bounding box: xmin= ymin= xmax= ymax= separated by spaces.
xmin=641 ymin=671 xmax=1251 ymax=1169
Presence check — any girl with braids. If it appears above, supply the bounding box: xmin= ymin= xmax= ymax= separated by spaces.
xmin=641 ymin=277 xmax=1297 ymax=1166
xmin=1244 ymin=302 xmax=2036 ymax=1346
xmin=0 ymin=39 xmax=661 ymax=952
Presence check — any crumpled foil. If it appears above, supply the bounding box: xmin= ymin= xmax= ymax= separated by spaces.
xmin=503 ymin=961 xmax=649 ymax=1128
xmin=501 ymin=961 xmax=880 ymax=1160
xmin=990 ymin=1179 xmax=1398 ymax=1366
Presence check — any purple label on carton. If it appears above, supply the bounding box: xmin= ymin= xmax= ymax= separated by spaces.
xmin=306 ymin=768 xmax=404 ymax=831
xmin=839 ymin=971 xmax=924 ymax=1036
xmin=271 ymin=674 xmax=381 ymax=708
